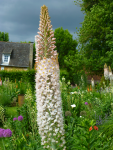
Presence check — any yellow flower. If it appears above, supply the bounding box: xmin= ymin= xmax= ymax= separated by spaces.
xmin=74 ymin=91 xmax=77 ymax=94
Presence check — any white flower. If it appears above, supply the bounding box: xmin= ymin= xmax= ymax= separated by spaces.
xmin=52 ymin=139 xmax=56 ymax=143
xmin=67 ymin=81 xmax=70 ymax=85
xmin=109 ymin=71 xmax=112 ymax=78
xmin=54 ymin=119 xmax=57 ymax=123
xmin=51 ymin=111 xmax=57 ymax=116
xmin=80 ymin=116 xmax=84 ymax=118
xmin=55 ymin=128 xmax=59 ymax=133
xmin=91 ymin=78 xmax=95 ymax=87
xmin=71 ymin=104 xmax=76 ymax=108
xmin=62 ymin=76 xmax=65 ymax=81
xmin=49 ymin=128 xmax=52 ymax=131
xmin=104 ymin=64 xmax=109 ymax=80
xmin=70 ymin=92 xmax=75 ymax=95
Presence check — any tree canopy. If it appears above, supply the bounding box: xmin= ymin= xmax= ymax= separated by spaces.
xmin=74 ymin=0 xmax=113 ymax=75
xmin=0 ymin=32 xmax=9 ymax=41
xmin=53 ymin=26 xmax=78 ymax=69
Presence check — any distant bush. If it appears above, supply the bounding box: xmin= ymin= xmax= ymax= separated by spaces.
xmin=60 ymin=69 xmax=70 ymax=84
xmin=99 ymin=76 xmax=110 ymax=89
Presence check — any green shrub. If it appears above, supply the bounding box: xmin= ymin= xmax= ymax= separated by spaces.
xmin=99 ymin=76 xmax=110 ymax=89
xmin=0 ymin=105 xmax=5 ymax=122
xmin=72 ymin=70 xmax=88 ymax=88
xmin=0 ymin=90 xmax=12 ymax=107
xmin=0 ymin=105 xmax=9 ymax=126
xmin=60 ymin=69 xmax=70 ymax=84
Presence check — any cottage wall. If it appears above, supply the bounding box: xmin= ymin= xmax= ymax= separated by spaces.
xmin=0 ymin=66 xmax=28 ymax=71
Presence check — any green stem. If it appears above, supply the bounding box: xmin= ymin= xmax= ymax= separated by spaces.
xmin=88 ymin=133 xmax=90 ymax=150
xmin=2 ymin=138 xmax=6 ymax=150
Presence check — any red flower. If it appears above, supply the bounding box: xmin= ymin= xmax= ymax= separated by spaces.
xmin=94 ymin=126 xmax=98 ymax=130
xmin=89 ymin=126 xmax=92 ymax=131
xmin=26 ymin=134 xmax=29 ymax=137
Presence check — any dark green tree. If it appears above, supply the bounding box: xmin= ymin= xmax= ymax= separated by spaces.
xmin=53 ymin=26 xmax=78 ymax=69
xmin=63 ymin=48 xmax=86 ymax=84
xmin=0 ymin=32 xmax=9 ymax=41
xmin=74 ymin=0 xmax=113 ymax=75
xmin=4 ymin=32 xmax=9 ymax=41
xmin=73 ymin=0 xmax=107 ymax=13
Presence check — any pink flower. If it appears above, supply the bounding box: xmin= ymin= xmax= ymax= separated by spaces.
xmin=3 ymin=129 xmax=12 ymax=137
xmin=85 ymin=102 xmax=88 ymax=105
xmin=13 ymin=117 xmax=17 ymax=121
xmin=0 ymin=128 xmax=5 ymax=138
xmin=18 ymin=115 xmax=23 ymax=121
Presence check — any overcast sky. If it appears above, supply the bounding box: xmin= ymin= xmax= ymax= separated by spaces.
xmin=0 ymin=0 xmax=86 ymax=49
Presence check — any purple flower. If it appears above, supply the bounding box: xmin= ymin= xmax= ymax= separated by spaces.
xmin=18 ymin=115 xmax=23 ymax=121
xmin=3 ymin=129 xmax=12 ymax=137
xmin=85 ymin=102 xmax=88 ymax=105
xmin=0 ymin=128 xmax=5 ymax=138
xmin=13 ymin=117 xmax=17 ymax=121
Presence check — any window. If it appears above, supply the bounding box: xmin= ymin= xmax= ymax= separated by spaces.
xmin=4 ymin=55 xmax=9 ymax=62
xmin=1 ymin=54 xmax=10 ymax=65
xmin=1 ymin=67 xmax=4 ymax=70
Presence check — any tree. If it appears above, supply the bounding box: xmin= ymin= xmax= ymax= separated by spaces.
xmin=0 ymin=32 xmax=9 ymax=41
xmin=63 ymin=48 xmax=87 ymax=84
xmin=74 ymin=0 xmax=113 ymax=75
xmin=73 ymin=0 xmax=108 ymax=13
xmin=53 ymin=26 xmax=78 ymax=69
xmin=4 ymin=32 xmax=9 ymax=41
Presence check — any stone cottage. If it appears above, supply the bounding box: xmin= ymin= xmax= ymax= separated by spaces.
xmin=0 ymin=41 xmax=33 ymax=71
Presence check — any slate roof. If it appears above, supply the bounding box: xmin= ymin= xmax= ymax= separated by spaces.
xmin=0 ymin=41 xmax=33 ymax=69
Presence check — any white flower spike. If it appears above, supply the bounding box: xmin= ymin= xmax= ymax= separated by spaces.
xmin=35 ymin=5 xmax=66 ymax=149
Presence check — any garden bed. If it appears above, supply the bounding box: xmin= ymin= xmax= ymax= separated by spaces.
xmin=0 ymin=77 xmax=113 ymax=149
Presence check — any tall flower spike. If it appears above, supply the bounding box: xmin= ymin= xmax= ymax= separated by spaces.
xmin=91 ymin=78 xmax=94 ymax=88
xmin=104 ymin=63 xmax=109 ymax=80
xmin=34 ymin=4 xmax=57 ymax=65
xmin=109 ymin=66 xmax=112 ymax=79
xmin=35 ymin=5 xmax=66 ymax=150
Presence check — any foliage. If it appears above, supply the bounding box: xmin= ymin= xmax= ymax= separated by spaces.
xmin=0 ymin=69 xmax=36 ymax=93
xmin=0 ymin=77 xmax=33 ymax=108
xmin=0 ymin=31 xmax=9 ymax=41
xmin=0 ymin=105 xmax=5 ymax=124
xmin=65 ymin=115 xmax=111 ymax=149
xmin=73 ymin=0 xmax=106 ymax=13
xmin=60 ymin=69 xmax=70 ymax=84
xmin=53 ymin=26 xmax=78 ymax=69
xmin=0 ymin=79 xmax=13 ymax=107
xmin=1 ymin=88 xmax=43 ymax=150
xmin=0 ymin=77 xmax=113 ymax=149
xmin=100 ymin=115 xmax=113 ymax=142
xmin=63 ymin=49 xmax=87 ymax=85
xmin=74 ymin=0 xmax=113 ymax=74
xmin=99 ymin=76 xmax=110 ymax=89
xmin=17 ymin=78 xmax=31 ymax=95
